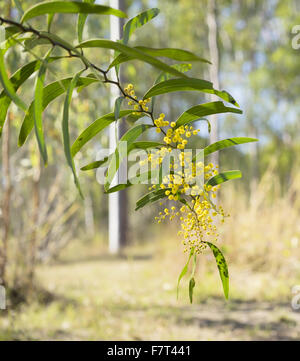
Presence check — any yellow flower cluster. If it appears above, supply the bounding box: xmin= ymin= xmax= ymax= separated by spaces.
xmin=124 ymin=82 xmax=228 ymax=253
xmin=162 ymin=124 xmax=200 ymax=149
xmin=154 ymin=113 xmax=169 ymax=133
xmin=154 ymin=185 xmax=228 ymax=254
xmin=147 ymin=151 xmax=219 ymax=198
xmin=148 ymin=148 xmax=226 ymax=252
xmin=124 ymin=83 xmax=151 ymax=114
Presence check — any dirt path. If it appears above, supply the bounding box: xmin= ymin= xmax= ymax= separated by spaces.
xmin=170 ymin=299 xmax=300 ymax=340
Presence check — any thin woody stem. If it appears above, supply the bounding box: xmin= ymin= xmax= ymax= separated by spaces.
xmin=0 ymin=16 xmax=160 ymax=123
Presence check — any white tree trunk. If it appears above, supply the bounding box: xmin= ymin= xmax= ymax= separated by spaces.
xmin=207 ymin=0 xmax=220 ymax=165
xmin=108 ymin=0 xmax=127 ymax=254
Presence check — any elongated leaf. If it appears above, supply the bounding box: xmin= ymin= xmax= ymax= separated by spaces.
xmin=204 ymin=137 xmax=258 ymax=157
xmin=189 ymin=277 xmax=196 ymax=303
xmin=19 ymin=76 xmax=98 ymax=146
xmin=206 ymin=242 xmax=229 ymax=299
xmin=21 ymin=1 xmax=127 ymax=23
xmin=151 ymin=63 xmax=192 ymax=111
xmin=105 ymin=169 xmax=160 ymax=194
xmin=0 ymin=57 xmax=61 ymax=137
xmin=105 ymin=124 xmax=153 ymax=191
xmin=122 ymin=8 xmax=160 ymax=45
xmin=189 ymin=252 xmax=197 ymax=303
xmin=47 ymin=13 xmax=54 ymax=31
xmin=206 ymin=170 xmax=242 ymax=187
xmin=200 ymin=118 xmax=211 ymax=133
xmin=110 ymin=46 xmax=210 ymax=69
xmin=144 ymin=78 xmax=239 ymax=106
xmin=0 ymin=48 xmax=27 ymax=112
xmin=175 ymin=101 xmax=242 ymax=128
xmin=71 ymin=109 xmax=136 ymax=157
xmin=81 ymin=157 xmax=110 ymax=171
xmin=103 ymin=141 xmax=163 ymax=192
xmin=80 ymin=141 xmax=163 ymax=171
xmin=4 ymin=26 xmax=20 ymax=39
xmin=23 ymin=37 xmax=51 ymax=51
xmin=135 ymin=188 xmax=169 ymax=211
xmin=114 ymin=96 xmax=124 ymax=121
xmin=138 ymin=47 xmax=210 ymax=63
xmin=154 ymin=63 xmax=192 ymax=85
xmin=77 ymin=40 xmax=188 ymax=79
xmin=77 ymin=0 xmax=95 ymax=43
xmin=1 ymin=34 xmax=33 ymax=53
xmin=62 ymin=70 xmax=84 ymax=197
xmin=34 ymin=50 xmax=52 ymax=165
xmin=177 ymin=248 xmax=194 ymax=299
xmin=131 ymin=141 xmax=164 ymax=150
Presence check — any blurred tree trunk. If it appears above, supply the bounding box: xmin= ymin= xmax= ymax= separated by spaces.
xmin=0 ymin=112 xmax=12 ymax=287
xmin=108 ymin=0 xmax=128 ymax=254
xmin=118 ymin=0 xmax=128 ymax=249
xmin=207 ymin=0 xmax=220 ymax=165
xmin=27 ymin=157 xmax=41 ymax=290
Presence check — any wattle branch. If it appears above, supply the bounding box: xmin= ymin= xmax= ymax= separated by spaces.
xmin=0 ymin=16 xmax=156 ymax=124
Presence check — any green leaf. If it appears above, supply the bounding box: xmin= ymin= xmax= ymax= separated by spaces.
xmin=103 ymin=141 xmax=163 ymax=193
xmin=206 ymin=170 xmax=242 ymax=187
xmin=4 ymin=26 xmax=20 ymax=39
xmin=151 ymin=64 xmax=192 ymax=111
xmin=110 ymin=47 xmax=210 ymax=69
xmin=34 ymin=50 xmax=52 ymax=165
xmin=189 ymin=252 xmax=197 ymax=303
xmin=23 ymin=37 xmax=51 ymax=51
xmin=189 ymin=278 xmax=195 ymax=304
xmin=104 ymin=124 xmax=153 ymax=191
xmin=177 ymin=248 xmax=194 ymax=299
xmin=135 ymin=188 xmax=169 ymax=211
xmin=0 ymin=57 xmax=61 ymax=137
xmin=62 ymin=70 xmax=85 ymax=197
xmin=1 ymin=34 xmax=34 ymax=53
xmin=81 ymin=158 xmax=109 ymax=171
xmin=130 ymin=141 xmax=164 ymax=150
xmin=77 ymin=0 xmax=96 ymax=43
xmin=122 ymin=8 xmax=160 ymax=45
xmin=200 ymin=118 xmax=211 ymax=133
xmin=206 ymin=242 xmax=229 ymax=299
xmin=80 ymin=141 xmax=162 ymax=171
xmin=21 ymin=1 xmax=127 ymax=23
xmin=77 ymin=39 xmax=188 ymax=79
xmin=18 ymin=76 xmax=98 ymax=146
xmin=143 ymin=78 xmax=239 ymax=106
xmin=138 ymin=47 xmax=210 ymax=63
xmin=154 ymin=63 xmax=192 ymax=85
xmin=175 ymin=101 xmax=242 ymax=128
xmin=105 ymin=169 xmax=159 ymax=194
xmin=0 ymin=48 xmax=27 ymax=112
xmin=104 ymin=183 xmax=131 ymax=194
xmin=71 ymin=109 xmax=136 ymax=157
xmin=114 ymin=96 xmax=124 ymax=121
xmin=204 ymin=137 xmax=258 ymax=157
xmin=47 ymin=13 xmax=54 ymax=32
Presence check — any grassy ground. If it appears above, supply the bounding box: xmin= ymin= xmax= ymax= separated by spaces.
xmin=1 ymin=236 xmax=300 ymax=341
